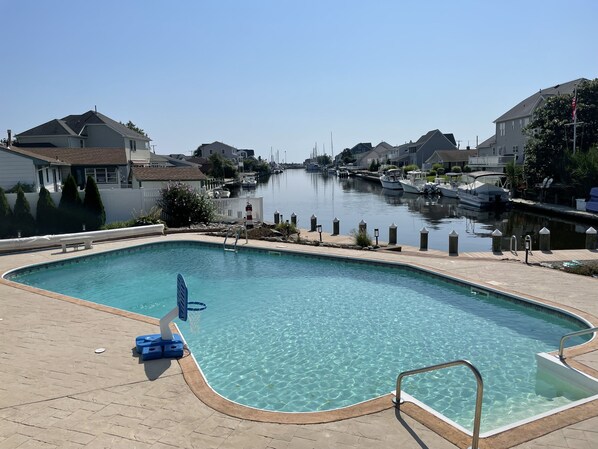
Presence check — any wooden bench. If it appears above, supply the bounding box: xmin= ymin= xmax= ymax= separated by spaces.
xmin=60 ymin=237 xmax=93 ymax=253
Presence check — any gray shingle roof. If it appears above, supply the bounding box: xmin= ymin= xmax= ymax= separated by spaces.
xmin=22 ymin=147 xmax=128 ymax=166
xmin=494 ymin=78 xmax=586 ymax=123
xmin=0 ymin=145 xmax=70 ymax=165
xmin=16 ymin=111 xmax=150 ymax=141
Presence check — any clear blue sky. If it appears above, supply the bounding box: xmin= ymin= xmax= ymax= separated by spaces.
xmin=1 ymin=0 xmax=597 ymax=162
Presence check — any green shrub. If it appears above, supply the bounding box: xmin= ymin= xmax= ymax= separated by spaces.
xmin=102 ymin=219 xmax=136 ymax=230
xmin=13 ymin=186 xmax=35 ymax=237
xmin=450 ymin=166 xmax=462 ymax=173
xmin=6 ymin=182 xmax=35 ymax=193
xmin=0 ymin=187 xmax=13 ymax=238
xmin=352 ymin=229 xmax=372 ymax=247
xmin=133 ymin=206 xmax=164 ymax=226
xmin=36 ymin=187 xmax=59 ymax=234
xmin=402 ymin=164 xmax=419 ymax=173
xmin=275 ymin=221 xmax=297 ymax=237
xmin=462 ymin=165 xmax=472 ymax=173
xmin=59 ymin=174 xmax=83 ymax=232
xmin=82 ymin=176 xmax=105 ymax=230
xmin=158 ymin=182 xmax=215 ymax=227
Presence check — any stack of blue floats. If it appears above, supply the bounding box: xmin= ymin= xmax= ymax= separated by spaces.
xmin=135 ymin=334 xmax=184 ymax=361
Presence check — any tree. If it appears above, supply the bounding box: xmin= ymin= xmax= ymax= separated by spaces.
xmin=316 ymin=154 xmax=332 ymax=166
xmin=36 ymin=187 xmax=59 ymax=234
xmin=82 ymin=176 xmax=106 ymax=230
xmin=524 ymin=78 xmax=598 ymax=186
xmin=121 ymin=121 xmax=148 ymax=137
xmin=12 ymin=186 xmax=35 ymax=237
xmin=339 ymin=148 xmax=356 ymax=165
xmin=207 ymin=153 xmax=238 ymax=178
xmin=505 ymin=160 xmax=524 ymax=197
xmin=0 ymin=187 xmax=13 ymax=238
xmin=58 ymin=174 xmax=83 ymax=232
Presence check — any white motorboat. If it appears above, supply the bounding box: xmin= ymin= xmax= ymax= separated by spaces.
xmin=436 ymin=172 xmax=463 ymax=198
xmin=240 ymin=174 xmax=257 ymax=188
xmin=207 ymin=187 xmax=231 ymax=199
xmin=457 ymin=171 xmax=510 ymax=208
xmin=399 ymin=171 xmax=438 ymax=194
xmin=379 ymin=169 xmax=403 ymax=190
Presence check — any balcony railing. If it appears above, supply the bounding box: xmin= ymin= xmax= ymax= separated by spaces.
xmin=468 ymin=155 xmax=515 ymax=167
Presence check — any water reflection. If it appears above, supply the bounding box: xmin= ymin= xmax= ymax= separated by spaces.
xmin=234 ymin=169 xmax=590 ymax=252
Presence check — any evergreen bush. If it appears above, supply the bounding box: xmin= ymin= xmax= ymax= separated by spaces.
xmin=0 ymin=187 xmax=13 ymax=238
xmin=36 ymin=187 xmax=59 ymax=234
xmin=58 ymin=174 xmax=83 ymax=232
xmin=450 ymin=166 xmax=462 ymax=173
xmin=13 ymin=186 xmax=35 ymax=237
xmin=82 ymin=176 xmax=106 ymax=230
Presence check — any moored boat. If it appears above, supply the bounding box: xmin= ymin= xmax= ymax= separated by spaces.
xmin=379 ymin=169 xmax=403 ymax=190
xmin=399 ymin=171 xmax=438 ymax=194
xmin=457 ymin=171 xmax=510 ymax=208
xmin=436 ymin=172 xmax=463 ymax=198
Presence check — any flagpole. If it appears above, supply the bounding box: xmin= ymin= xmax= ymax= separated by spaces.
xmin=573 ymin=87 xmax=578 ymax=155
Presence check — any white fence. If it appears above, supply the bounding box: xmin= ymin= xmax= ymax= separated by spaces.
xmin=4 ymin=189 xmax=263 ymax=224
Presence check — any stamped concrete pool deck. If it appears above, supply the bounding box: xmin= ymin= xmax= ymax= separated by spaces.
xmin=1 ymin=232 xmax=598 ymax=449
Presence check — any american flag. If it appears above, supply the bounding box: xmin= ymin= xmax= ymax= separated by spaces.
xmin=572 ymin=95 xmax=577 ymax=120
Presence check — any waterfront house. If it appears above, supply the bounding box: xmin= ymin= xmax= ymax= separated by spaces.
xmin=473 ymin=78 xmax=586 ymax=171
xmin=14 ymin=110 xmax=152 ymax=166
xmin=424 ymin=149 xmax=477 ymax=171
xmin=355 ymin=142 xmax=394 ymax=169
xmin=130 ymin=166 xmax=207 ymax=190
xmin=389 ymin=130 xmax=457 ymax=168
xmin=194 ymin=141 xmax=254 ymax=168
xmin=0 ymin=145 xmax=128 ymax=191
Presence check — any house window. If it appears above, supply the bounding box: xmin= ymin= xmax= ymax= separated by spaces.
xmin=80 ymin=139 xmax=84 ymax=148
xmin=512 ymin=120 xmax=515 ymax=131
xmin=85 ymin=167 xmax=118 ymax=184
xmin=45 ymin=168 xmax=49 ymax=183
xmin=524 ymin=117 xmax=530 ymax=127
xmin=129 ymin=140 xmax=137 ymax=152
xmin=499 ymin=123 xmax=506 ymax=136
xmin=409 ymin=146 xmax=417 ymax=154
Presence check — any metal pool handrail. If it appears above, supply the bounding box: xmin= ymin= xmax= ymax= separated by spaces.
xmin=223 ymin=226 xmax=241 ymax=252
xmin=394 ymin=359 xmax=484 ymax=449
xmin=559 ymin=327 xmax=598 ymax=361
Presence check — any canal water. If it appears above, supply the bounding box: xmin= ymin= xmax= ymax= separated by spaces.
xmin=233 ymin=169 xmax=590 ymax=252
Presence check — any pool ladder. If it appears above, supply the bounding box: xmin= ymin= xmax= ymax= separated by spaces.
xmin=223 ymin=226 xmax=241 ymax=252
xmin=393 ymin=359 xmax=483 ymax=449
xmin=559 ymin=326 xmax=598 ymax=361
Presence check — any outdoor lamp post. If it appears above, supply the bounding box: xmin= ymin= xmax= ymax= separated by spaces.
xmin=316 ymin=224 xmax=322 ymax=242
xmin=374 ymin=228 xmax=379 ymax=246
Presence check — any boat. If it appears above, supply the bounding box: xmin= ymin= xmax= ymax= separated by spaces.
xmin=436 ymin=172 xmax=463 ymax=198
xmin=399 ymin=171 xmax=439 ymax=194
xmin=240 ymin=174 xmax=257 ymax=188
xmin=207 ymin=187 xmax=231 ymax=199
xmin=379 ymin=169 xmax=403 ymax=190
xmin=457 ymin=171 xmax=510 ymax=208
xmin=305 ymin=162 xmax=320 ymax=172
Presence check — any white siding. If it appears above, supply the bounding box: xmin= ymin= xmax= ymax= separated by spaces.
xmin=0 ymin=150 xmax=38 ymax=190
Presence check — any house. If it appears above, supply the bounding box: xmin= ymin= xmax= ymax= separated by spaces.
xmin=14 ymin=109 xmax=152 ymax=165
xmin=0 ymin=144 xmax=69 ymax=192
xmin=390 ymin=130 xmax=457 ymax=168
xmin=354 ymin=142 xmax=394 ymax=169
xmin=0 ymin=145 xmax=128 ymax=191
xmin=490 ymin=78 xmax=585 ymax=167
xmin=195 ymin=141 xmax=253 ymax=166
xmin=130 ymin=166 xmax=207 ymax=190
xmin=424 ymin=149 xmax=478 ymax=171
xmin=334 ymin=142 xmax=373 ymax=165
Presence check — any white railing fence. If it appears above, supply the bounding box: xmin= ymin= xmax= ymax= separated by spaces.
xmin=4 ymin=189 xmax=263 ymax=225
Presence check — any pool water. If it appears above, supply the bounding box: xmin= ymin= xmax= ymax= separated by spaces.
xmin=7 ymin=241 xmax=594 ymax=433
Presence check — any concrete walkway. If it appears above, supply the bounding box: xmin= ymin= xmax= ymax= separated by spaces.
xmin=1 ymin=233 xmax=598 ymax=449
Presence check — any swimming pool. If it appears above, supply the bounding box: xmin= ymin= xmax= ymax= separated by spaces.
xmin=6 ymin=241 xmax=596 ymax=434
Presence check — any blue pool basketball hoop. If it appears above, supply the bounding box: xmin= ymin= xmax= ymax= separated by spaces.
xmin=135 ymin=274 xmax=206 ymax=361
